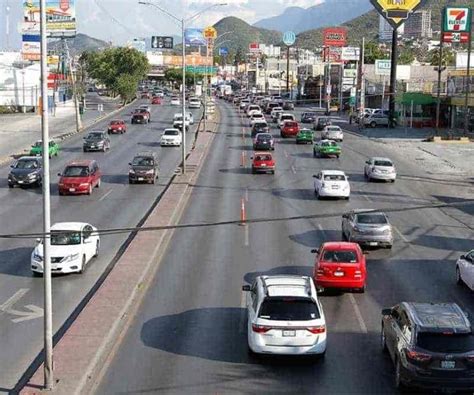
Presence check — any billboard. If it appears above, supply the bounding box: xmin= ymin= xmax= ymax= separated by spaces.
xmin=443 ymin=7 xmax=471 ymax=33
xmin=370 ymin=0 xmax=422 ymax=28
xmin=185 ymin=29 xmax=206 ymax=46
xmin=323 ymin=28 xmax=347 ymax=47
xmin=22 ymin=34 xmax=41 ymax=61
xmin=249 ymin=42 xmax=260 ymax=52
xmin=203 ymin=26 xmax=217 ymax=40
xmin=23 ymin=0 xmax=77 ymax=38
xmin=151 ymin=36 xmax=173 ymax=49
xmin=341 ymin=47 xmax=360 ymax=61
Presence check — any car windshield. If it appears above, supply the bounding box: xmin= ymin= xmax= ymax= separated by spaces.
xmin=110 ymin=121 xmax=122 ymax=125
xmin=132 ymin=157 xmax=154 ymax=166
xmin=324 ymin=174 xmax=345 ymax=181
xmin=374 ymin=160 xmax=393 ymax=167
xmin=258 ymin=297 xmax=320 ymax=321
xmin=322 ymin=249 xmax=358 ymax=263
xmin=164 ymin=130 xmax=179 ymax=136
xmin=304 ymin=112 xmax=316 ymax=117
xmin=50 ymin=231 xmax=82 ymax=245
xmin=281 ymin=116 xmax=293 ymax=121
xmin=321 ymin=141 xmax=337 ymax=147
xmin=255 ymin=155 xmax=272 ymax=161
xmin=254 ymin=123 xmax=267 ymax=128
xmin=63 ymin=166 xmax=89 ymax=177
xmin=300 ymin=129 xmax=312 ymax=134
xmin=15 ymin=159 xmax=38 ymax=169
xmin=87 ymin=133 xmax=103 ymax=140
xmin=328 ymin=127 xmax=340 ymax=131
xmin=356 ymin=213 xmax=388 ymax=224
xmin=32 ymin=141 xmax=43 ymax=148
xmin=417 ymin=333 xmax=474 ymax=353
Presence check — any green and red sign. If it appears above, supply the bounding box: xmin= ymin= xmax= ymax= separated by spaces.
xmin=442 ymin=7 xmax=472 ymax=43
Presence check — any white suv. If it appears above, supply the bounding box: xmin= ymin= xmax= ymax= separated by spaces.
xmin=242 ymin=275 xmax=327 ymax=356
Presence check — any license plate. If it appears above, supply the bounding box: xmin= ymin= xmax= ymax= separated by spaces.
xmin=334 ymin=271 xmax=344 ymax=277
xmin=18 ymin=181 xmax=24 ymax=184
xmin=69 ymin=188 xmax=75 ymax=192
xmin=260 ymin=164 xmax=267 ymax=167
xmin=282 ymin=330 xmax=296 ymax=337
xmin=138 ymin=177 xmax=144 ymax=181
xmin=441 ymin=361 xmax=455 ymax=369
xmin=368 ymin=242 xmax=378 ymax=246
xmin=332 ymin=185 xmax=339 ymax=189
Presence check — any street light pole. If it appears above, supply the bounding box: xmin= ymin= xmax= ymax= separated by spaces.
xmin=40 ymin=0 xmax=53 ymax=389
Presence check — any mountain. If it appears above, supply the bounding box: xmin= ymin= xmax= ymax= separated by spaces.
xmin=295 ymin=0 xmax=474 ymax=49
xmin=254 ymin=0 xmax=372 ymax=34
xmin=50 ymin=33 xmax=111 ymax=56
xmin=213 ymin=17 xmax=282 ymax=54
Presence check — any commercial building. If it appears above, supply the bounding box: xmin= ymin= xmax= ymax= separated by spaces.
xmin=379 ymin=15 xmax=404 ymax=42
xmin=404 ymin=10 xmax=432 ymax=39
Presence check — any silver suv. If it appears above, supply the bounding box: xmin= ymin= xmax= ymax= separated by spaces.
xmin=364 ymin=114 xmax=390 ymax=128
xmin=342 ymin=209 xmax=393 ymax=248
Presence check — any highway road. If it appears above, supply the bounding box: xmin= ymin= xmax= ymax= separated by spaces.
xmin=96 ymin=100 xmax=474 ymax=394
xmin=0 ymin=98 xmax=202 ymax=392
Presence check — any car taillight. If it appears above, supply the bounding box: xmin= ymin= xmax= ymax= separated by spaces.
xmin=307 ymin=325 xmax=326 ymax=334
xmin=354 ymin=270 xmax=362 ymax=278
xmin=466 ymin=355 xmax=474 ymax=363
xmin=316 ymin=269 xmax=324 ymax=277
xmin=252 ymin=324 xmax=271 ymax=333
xmin=405 ymin=349 xmax=431 ymax=362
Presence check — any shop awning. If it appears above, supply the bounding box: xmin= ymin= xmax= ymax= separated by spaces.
xmin=397 ymin=92 xmax=436 ymax=105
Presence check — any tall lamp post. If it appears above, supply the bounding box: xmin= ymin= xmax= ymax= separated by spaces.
xmin=138 ymin=1 xmax=226 ymax=174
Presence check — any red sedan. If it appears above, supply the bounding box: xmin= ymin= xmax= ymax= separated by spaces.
xmin=108 ymin=119 xmax=127 ymax=134
xmin=151 ymin=97 xmax=162 ymax=105
xmin=280 ymin=121 xmax=300 ymax=138
xmin=251 ymin=152 xmax=275 ymax=174
xmin=312 ymin=242 xmax=366 ymax=293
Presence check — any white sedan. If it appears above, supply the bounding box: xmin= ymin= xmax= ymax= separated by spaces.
xmin=456 ymin=250 xmax=474 ymax=290
xmin=250 ymin=113 xmax=265 ymax=125
xmin=31 ymin=222 xmax=99 ymax=275
xmin=313 ymin=170 xmax=350 ymax=200
xmin=321 ymin=126 xmax=343 ymax=141
xmin=170 ymin=97 xmax=181 ymax=106
xmin=160 ymin=128 xmax=182 ymax=146
xmin=364 ymin=157 xmax=396 ymax=182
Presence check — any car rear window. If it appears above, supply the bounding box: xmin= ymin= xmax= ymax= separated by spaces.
xmin=132 ymin=157 xmax=154 ymax=166
xmin=285 ymin=121 xmax=297 ymax=127
xmin=282 ymin=116 xmax=294 ymax=121
xmin=324 ymin=174 xmax=345 ymax=181
xmin=327 ymin=127 xmax=340 ymax=131
xmin=255 ymin=155 xmax=272 ymax=161
xmin=374 ymin=160 xmax=393 ymax=166
xmin=322 ymin=249 xmax=358 ymax=263
xmin=164 ymin=130 xmax=179 ymax=135
xmin=417 ymin=333 xmax=474 ymax=353
xmin=258 ymin=297 xmax=320 ymax=321
xmin=356 ymin=213 xmax=388 ymax=224
xmin=254 ymin=122 xmax=267 ymax=128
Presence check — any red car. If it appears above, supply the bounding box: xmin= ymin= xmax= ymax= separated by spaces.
xmin=251 ymin=152 xmax=275 ymax=174
xmin=312 ymin=242 xmax=366 ymax=293
xmin=108 ymin=119 xmax=127 ymax=134
xmin=281 ymin=121 xmax=300 ymax=137
xmin=151 ymin=97 xmax=162 ymax=105
xmin=58 ymin=160 xmax=101 ymax=196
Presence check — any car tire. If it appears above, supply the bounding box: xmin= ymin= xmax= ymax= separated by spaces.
xmin=370 ymin=121 xmax=377 ymax=128
xmin=386 ymin=244 xmax=393 ymax=250
xmin=313 ymin=151 xmax=317 ymax=158
xmin=83 ymin=148 xmax=87 ymax=153
xmin=336 ymin=155 xmax=340 ymax=159
xmin=129 ymin=179 xmax=134 ymax=184
xmin=271 ymin=170 xmax=275 ymax=175
xmin=87 ymin=184 xmax=92 ymax=195
xmin=96 ymin=178 xmax=101 ymax=188
xmin=8 ymin=184 xmax=14 ymax=188
xmin=456 ymin=267 xmax=463 ymax=285
xmin=394 ymin=359 xmax=406 ymax=391
xmin=78 ymin=255 xmax=86 ymax=274
xmin=342 ymin=229 xmax=347 ymax=240
xmin=381 ymin=326 xmax=388 ymax=352
xmin=94 ymin=241 xmax=100 ymax=258
xmin=358 ymin=286 xmax=365 ymax=293
xmin=32 ymin=271 xmax=42 ymax=277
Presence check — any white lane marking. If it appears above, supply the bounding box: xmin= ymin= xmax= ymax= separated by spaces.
xmin=362 ymin=194 xmax=372 ymax=203
xmin=291 ymin=165 xmax=296 ymax=174
xmin=244 ymin=224 xmax=249 ymax=246
xmin=0 ymin=288 xmax=44 ymax=323
xmin=393 ymin=226 xmax=409 ymax=243
xmin=284 ymin=150 xmax=289 ymax=158
xmin=99 ymin=188 xmax=114 ymax=201
xmin=348 ymin=294 xmax=368 ymax=334
xmin=245 ymin=188 xmax=249 ymax=202
xmin=0 ymin=289 xmax=29 ymax=313
xmin=317 ymin=223 xmax=326 ymax=237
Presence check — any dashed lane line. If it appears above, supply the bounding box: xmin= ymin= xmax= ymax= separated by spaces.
xmin=348 ymin=293 xmax=369 ymax=334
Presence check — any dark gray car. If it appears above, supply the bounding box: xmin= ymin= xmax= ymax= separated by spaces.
xmin=342 ymin=209 xmax=393 ymax=248
xmin=129 ymin=152 xmax=159 ymax=184
xmin=83 ymin=131 xmax=110 ymax=152
xmin=8 ymin=156 xmax=43 ymax=188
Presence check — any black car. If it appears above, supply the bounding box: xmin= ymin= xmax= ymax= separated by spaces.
xmin=301 ymin=112 xmax=317 ymax=123
xmin=381 ymin=302 xmax=474 ymax=392
xmin=83 ymin=131 xmax=110 ymax=152
xmin=8 ymin=156 xmax=42 ymax=188
xmin=129 ymin=152 xmax=159 ymax=184
xmin=253 ymin=133 xmax=274 ymax=151
xmin=283 ymin=100 xmax=295 ymax=111
xmin=251 ymin=121 xmax=270 ymax=137
xmin=131 ymin=113 xmax=147 ymax=124
xmin=314 ymin=116 xmax=332 ymax=131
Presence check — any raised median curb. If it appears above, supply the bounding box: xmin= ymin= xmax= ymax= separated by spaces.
xmin=20 ymin=106 xmax=221 ymax=395
xmin=0 ymin=98 xmax=137 ymax=168
xmin=430 ymin=136 xmax=471 ymax=144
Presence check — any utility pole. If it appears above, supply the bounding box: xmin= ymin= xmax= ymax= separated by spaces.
xmin=360 ymin=37 xmax=366 ymax=113
xmin=435 ymin=39 xmax=444 ymax=131
xmin=286 ymin=46 xmax=290 ymax=97
xmin=181 ymin=18 xmax=186 ymax=172
xmin=203 ymin=40 xmax=208 ymax=133
xmin=65 ymin=41 xmax=82 ymax=132
xmin=464 ymin=20 xmax=473 ymax=136
xmin=40 ymin=0 xmax=53 ymax=389
xmin=389 ymin=27 xmax=398 ymax=128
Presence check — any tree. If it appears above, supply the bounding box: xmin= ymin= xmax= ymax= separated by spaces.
xmin=398 ymin=48 xmax=415 ymax=65
xmin=115 ymin=74 xmax=138 ymax=104
xmin=428 ymin=47 xmax=455 ymax=67
xmin=364 ymin=42 xmax=389 ymax=64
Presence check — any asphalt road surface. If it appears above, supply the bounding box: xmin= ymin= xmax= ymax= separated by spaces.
xmin=95 ymin=101 xmax=471 ymax=394
xmin=0 ymin=98 xmax=201 ymax=392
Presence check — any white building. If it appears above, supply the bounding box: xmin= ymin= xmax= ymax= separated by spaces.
xmin=379 ymin=15 xmax=404 ymax=42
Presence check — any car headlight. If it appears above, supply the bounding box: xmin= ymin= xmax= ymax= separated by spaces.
xmin=28 ymin=173 xmax=37 ymax=178
xmin=80 ymin=183 xmax=90 ymax=187
xmin=33 ymin=253 xmax=43 ymax=262
xmin=373 ymin=168 xmax=381 ymax=173
xmin=382 ymin=228 xmax=392 ymax=235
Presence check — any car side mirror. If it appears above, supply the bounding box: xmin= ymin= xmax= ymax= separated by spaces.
xmin=342 ymin=214 xmax=348 ymax=219
xmin=382 ymin=308 xmax=392 ymax=316
xmin=311 ymin=248 xmax=319 ymax=254
xmin=10 ymin=164 xmax=14 ymax=168
xmin=460 ymin=255 xmax=466 ymax=260
xmin=242 ymin=285 xmax=251 ymax=292
xmin=312 ymin=175 xmax=317 ymax=178
xmin=35 ymin=238 xmax=41 ymax=244
xmin=57 ymin=173 xmax=61 ymax=177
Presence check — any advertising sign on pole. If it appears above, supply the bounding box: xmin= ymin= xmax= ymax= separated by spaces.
xmin=249 ymin=42 xmax=260 ymax=52
xmin=282 ymin=31 xmax=296 ymax=46
xmin=341 ymin=47 xmax=360 ymax=61
xmin=22 ymin=0 xmax=77 ymax=38
xmin=323 ymin=27 xmax=347 ymax=47
xmin=203 ymin=26 xmax=217 ymax=40
xmin=375 ymin=59 xmax=391 ymax=75
xmin=184 ymin=28 xmax=206 ymax=46
xmin=151 ymin=36 xmax=174 ymax=49
xmin=370 ymin=0 xmax=423 ymax=28
xmin=22 ymin=34 xmax=41 ymax=61
xmin=443 ymin=7 xmax=472 ymax=32
xmin=219 ymin=47 xmax=228 ymax=56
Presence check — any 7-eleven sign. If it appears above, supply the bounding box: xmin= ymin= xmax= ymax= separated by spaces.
xmin=443 ymin=7 xmax=471 ymax=33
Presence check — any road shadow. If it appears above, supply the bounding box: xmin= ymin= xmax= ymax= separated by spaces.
xmin=433 ymin=195 xmax=474 ymax=217
xmin=289 ymin=230 xmax=344 ymax=248
xmin=60 ymin=147 xmax=82 ymax=153
xmin=272 ymin=188 xmax=315 ymax=201
xmin=411 ymin=234 xmax=473 ymax=252
xmin=244 ymin=265 xmax=313 ymax=284
xmin=100 ymin=174 xmax=129 ymax=185
xmin=137 ymin=141 xmax=161 ymax=148
xmin=343 ymin=173 xmax=367 ymax=183
xmin=219 ymin=168 xmax=250 ymax=175
xmin=228 ymin=145 xmax=254 ymax=151
xmin=291 ymin=152 xmax=314 ymax=159
xmin=0 ymin=247 xmax=36 ymax=277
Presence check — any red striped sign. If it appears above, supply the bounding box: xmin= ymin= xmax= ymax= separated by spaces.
xmin=442 ymin=32 xmax=469 ymax=43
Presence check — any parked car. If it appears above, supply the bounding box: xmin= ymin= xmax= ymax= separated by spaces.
xmin=301 ymin=111 xmax=317 ymax=123
xmin=29 ymin=140 xmax=60 ymax=158
xmin=58 ymin=160 xmax=101 ymax=195
xmin=314 ymin=117 xmax=331 ymax=131
xmin=321 ymin=125 xmax=343 ymax=142
xmin=8 ymin=156 xmax=42 ymax=188
xmin=364 ymin=157 xmax=397 ymax=182
xmin=251 ymin=121 xmax=270 ymax=137
xmin=31 ymin=222 xmax=99 ymax=275
xmin=342 ymin=209 xmax=393 ymax=248
xmin=296 ymin=128 xmax=314 ymax=144
xmin=280 ymin=121 xmax=300 ymax=137
xmin=83 ymin=131 xmax=110 ymax=152
xmin=253 ymin=133 xmax=275 ymax=151
xmin=456 ymin=250 xmax=474 ymax=290
xmin=128 ymin=152 xmax=158 ymax=184
xmin=242 ymin=275 xmax=327 ymax=356
xmin=312 ymin=242 xmax=366 ymax=293
xmin=160 ymin=128 xmax=182 ymax=146
xmin=313 ymin=139 xmax=341 ymax=158
xmin=381 ymin=302 xmax=474 ymax=392
xmin=313 ymin=170 xmax=350 ymax=200
xmin=108 ymin=119 xmax=127 ymax=134
xmin=364 ymin=114 xmax=390 ymax=128
xmin=251 ymin=152 xmax=275 ymax=174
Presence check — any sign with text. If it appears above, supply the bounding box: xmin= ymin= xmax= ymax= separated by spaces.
xmin=443 ymin=7 xmax=471 ymax=33
xmin=370 ymin=0 xmax=423 ymax=28
xmin=249 ymin=42 xmax=260 ymax=52
xmin=341 ymin=47 xmax=360 ymax=61
xmin=375 ymin=59 xmax=391 ymax=75
xmin=442 ymin=32 xmax=469 ymax=43
xmin=151 ymin=36 xmax=173 ymax=49
xmin=23 ymin=0 xmax=77 ymax=38
xmin=22 ymin=34 xmax=40 ymax=61
xmin=323 ymin=27 xmax=347 ymax=47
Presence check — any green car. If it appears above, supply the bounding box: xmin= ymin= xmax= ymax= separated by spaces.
xmin=296 ymin=128 xmax=314 ymax=144
xmin=313 ymin=139 xmax=341 ymax=158
xmin=29 ymin=140 xmax=60 ymax=158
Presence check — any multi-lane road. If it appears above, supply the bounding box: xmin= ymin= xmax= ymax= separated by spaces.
xmin=96 ymin=100 xmax=473 ymax=394
xmin=0 ymin=99 xmax=201 ymax=392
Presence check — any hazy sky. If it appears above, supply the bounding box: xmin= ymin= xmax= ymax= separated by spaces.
xmin=0 ymin=0 xmax=332 ymax=49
